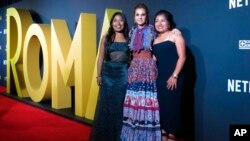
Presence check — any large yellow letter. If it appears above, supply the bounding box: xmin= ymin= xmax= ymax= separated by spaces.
xmin=23 ymin=24 xmax=51 ymax=102
xmin=7 ymin=8 xmax=32 ymax=97
xmin=51 ymin=13 xmax=96 ymax=117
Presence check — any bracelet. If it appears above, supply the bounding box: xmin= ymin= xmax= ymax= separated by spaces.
xmin=172 ymin=74 xmax=178 ymax=79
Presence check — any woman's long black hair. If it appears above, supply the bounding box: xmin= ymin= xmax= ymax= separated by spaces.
xmin=105 ymin=12 xmax=129 ymax=45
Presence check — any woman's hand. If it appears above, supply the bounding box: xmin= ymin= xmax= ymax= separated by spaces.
xmin=166 ymin=76 xmax=177 ymax=90
xmin=96 ymin=76 xmax=102 ymax=86
xmin=152 ymin=55 xmax=157 ymax=62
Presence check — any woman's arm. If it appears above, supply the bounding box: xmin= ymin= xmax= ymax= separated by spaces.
xmin=167 ymin=29 xmax=186 ymax=90
xmin=172 ymin=29 xmax=186 ymax=78
xmin=96 ymin=35 xmax=106 ymax=86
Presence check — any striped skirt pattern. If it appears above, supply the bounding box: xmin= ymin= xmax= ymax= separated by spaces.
xmin=120 ymin=57 xmax=161 ymax=141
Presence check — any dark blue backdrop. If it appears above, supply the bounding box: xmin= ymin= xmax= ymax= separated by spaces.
xmin=0 ymin=8 xmax=6 ymax=86
xmin=161 ymin=1 xmax=250 ymax=141
xmin=0 ymin=0 xmax=250 ymax=141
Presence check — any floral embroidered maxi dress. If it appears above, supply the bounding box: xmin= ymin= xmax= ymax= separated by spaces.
xmin=120 ymin=25 xmax=161 ymax=141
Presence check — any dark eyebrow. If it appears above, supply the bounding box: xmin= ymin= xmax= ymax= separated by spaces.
xmin=135 ymin=13 xmax=146 ymax=16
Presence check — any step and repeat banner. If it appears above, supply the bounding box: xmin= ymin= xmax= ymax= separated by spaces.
xmin=163 ymin=0 xmax=250 ymax=141
xmin=0 ymin=8 xmax=6 ymax=86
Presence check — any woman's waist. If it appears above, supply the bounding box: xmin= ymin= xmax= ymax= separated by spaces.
xmin=132 ymin=50 xmax=152 ymax=58
xmin=104 ymin=60 xmax=128 ymax=64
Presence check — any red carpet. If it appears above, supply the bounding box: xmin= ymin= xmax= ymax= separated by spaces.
xmin=0 ymin=86 xmax=6 ymax=93
xmin=0 ymin=94 xmax=91 ymax=141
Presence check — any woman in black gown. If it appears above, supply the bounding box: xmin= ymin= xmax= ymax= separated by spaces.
xmin=153 ymin=10 xmax=186 ymax=141
xmin=90 ymin=12 xmax=129 ymax=141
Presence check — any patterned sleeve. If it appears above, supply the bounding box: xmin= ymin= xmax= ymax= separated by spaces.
xmin=128 ymin=26 xmax=136 ymax=50
xmin=149 ymin=24 xmax=156 ymax=50
xmin=151 ymin=25 xmax=157 ymax=39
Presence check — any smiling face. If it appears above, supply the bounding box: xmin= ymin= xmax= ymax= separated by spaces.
xmin=112 ymin=14 xmax=125 ymax=33
xmin=134 ymin=8 xmax=147 ymax=27
xmin=154 ymin=14 xmax=170 ymax=33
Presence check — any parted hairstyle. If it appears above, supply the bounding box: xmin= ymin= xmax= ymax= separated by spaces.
xmin=105 ymin=12 xmax=129 ymax=45
xmin=134 ymin=3 xmax=150 ymax=25
xmin=154 ymin=10 xmax=176 ymax=30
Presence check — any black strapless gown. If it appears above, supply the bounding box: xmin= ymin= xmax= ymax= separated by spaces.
xmin=153 ymin=41 xmax=183 ymax=134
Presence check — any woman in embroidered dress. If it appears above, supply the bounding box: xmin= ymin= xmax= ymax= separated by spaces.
xmin=120 ymin=3 xmax=161 ymax=141
xmin=90 ymin=12 xmax=129 ymax=141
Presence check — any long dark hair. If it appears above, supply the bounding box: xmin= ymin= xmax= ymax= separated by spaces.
xmin=105 ymin=12 xmax=129 ymax=45
xmin=154 ymin=10 xmax=176 ymax=30
xmin=134 ymin=3 xmax=149 ymax=25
